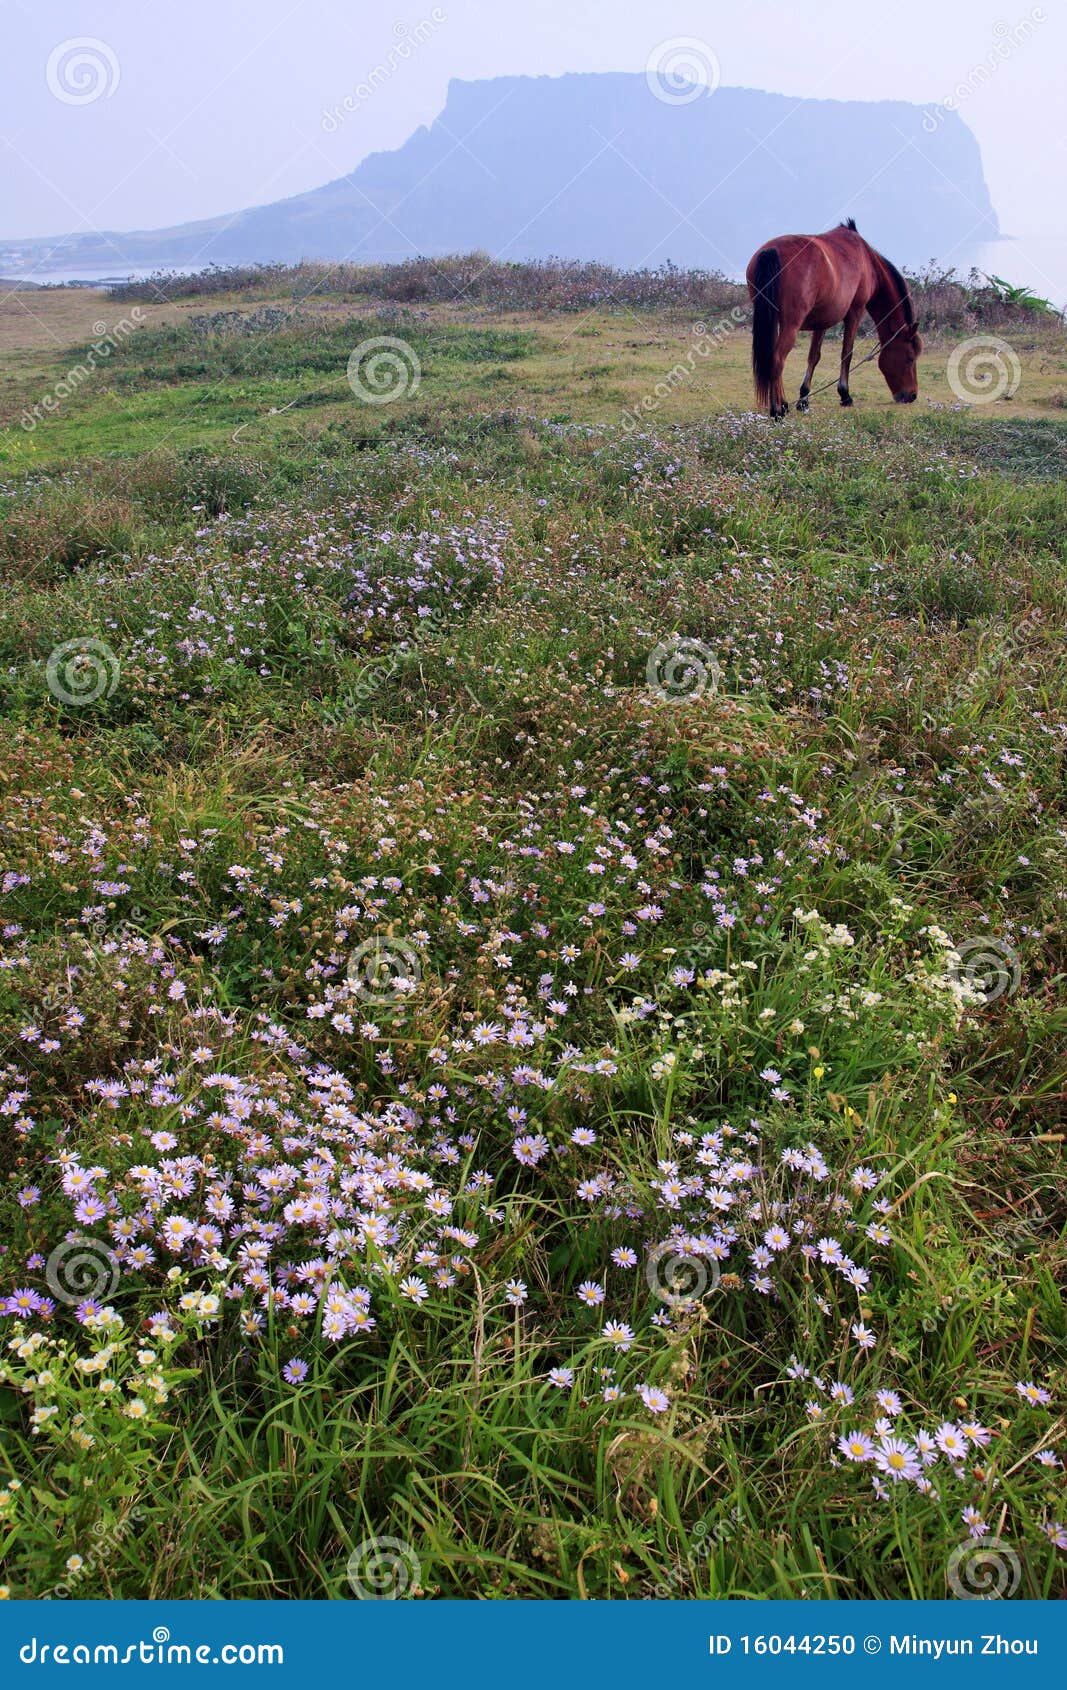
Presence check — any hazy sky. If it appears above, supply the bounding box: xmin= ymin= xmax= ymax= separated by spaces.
xmin=2 ymin=0 xmax=1062 ymax=248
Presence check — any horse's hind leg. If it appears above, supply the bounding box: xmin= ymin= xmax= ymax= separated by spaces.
xmin=837 ymin=303 xmax=864 ymax=406
xmin=772 ymin=323 xmax=798 ymax=419
xmin=797 ymin=329 xmax=825 ymax=411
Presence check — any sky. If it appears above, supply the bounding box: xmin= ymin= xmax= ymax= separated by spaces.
xmin=1 ymin=0 xmax=1062 ymax=251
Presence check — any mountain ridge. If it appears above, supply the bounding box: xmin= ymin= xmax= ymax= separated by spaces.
xmin=3 ymin=72 xmax=998 ymax=277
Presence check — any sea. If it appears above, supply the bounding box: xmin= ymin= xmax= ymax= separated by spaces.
xmin=956 ymin=236 xmax=1067 ymax=313
xmin=0 ymin=264 xmax=199 ymax=290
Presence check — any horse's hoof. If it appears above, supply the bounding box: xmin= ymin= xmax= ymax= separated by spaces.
xmin=838 ymin=392 xmax=854 ymax=407
xmin=797 ymin=398 xmax=809 ymax=413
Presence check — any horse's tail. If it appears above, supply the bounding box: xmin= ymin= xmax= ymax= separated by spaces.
xmin=751 ymin=247 xmax=780 ymax=410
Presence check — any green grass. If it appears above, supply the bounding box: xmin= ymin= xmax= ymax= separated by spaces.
xmin=0 ymin=283 xmax=1065 ymax=1602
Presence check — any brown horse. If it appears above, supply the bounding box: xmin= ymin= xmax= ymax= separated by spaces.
xmin=746 ymin=219 xmax=921 ymax=418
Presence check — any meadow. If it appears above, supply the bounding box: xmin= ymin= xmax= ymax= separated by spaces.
xmin=0 ymin=257 xmax=1065 ymax=1601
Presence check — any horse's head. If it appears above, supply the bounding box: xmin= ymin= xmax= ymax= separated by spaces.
xmin=879 ymin=324 xmax=922 ymax=403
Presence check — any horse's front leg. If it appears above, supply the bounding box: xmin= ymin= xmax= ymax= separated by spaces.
xmin=797 ymin=329 xmax=825 ymax=411
xmin=837 ymin=304 xmax=863 ymax=406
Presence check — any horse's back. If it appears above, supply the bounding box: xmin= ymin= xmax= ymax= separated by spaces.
xmin=746 ymin=229 xmax=872 ymax=323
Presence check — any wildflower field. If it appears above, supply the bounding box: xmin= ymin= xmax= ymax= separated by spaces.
xmin=0 ymin=262 xmax=1065 ymax=1601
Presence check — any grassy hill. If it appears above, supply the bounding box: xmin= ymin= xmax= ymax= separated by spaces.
xmin=0 ymin=262 xmax=1065 ymax=1600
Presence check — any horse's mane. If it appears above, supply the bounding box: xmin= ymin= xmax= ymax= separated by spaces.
xmin=840 ymin=220 xmax=914 ymax=325
xmin=877 ymin=254 xmax=915 ymax=326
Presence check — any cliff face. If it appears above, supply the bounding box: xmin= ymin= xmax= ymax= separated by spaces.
xmin=9 ymin=74 xmax=998 ymax=275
